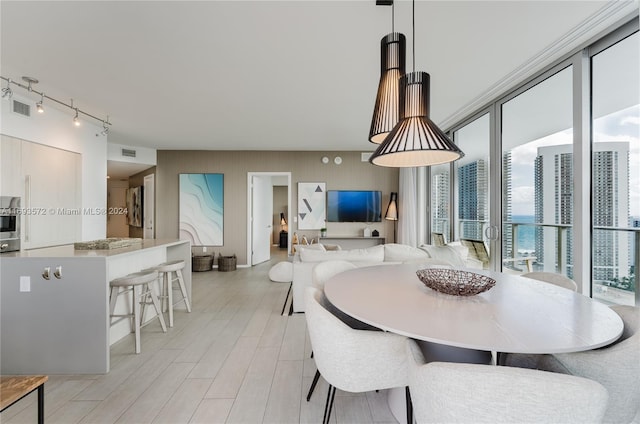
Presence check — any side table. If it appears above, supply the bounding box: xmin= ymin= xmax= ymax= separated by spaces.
xmin=279 ymin=231 xmax=288 ymax=248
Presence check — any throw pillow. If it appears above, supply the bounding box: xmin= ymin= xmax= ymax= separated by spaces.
xmin=418 ymin=244 xmax=466 ymax=267
xmin=384 ymin=243 xmax=429 ymax=262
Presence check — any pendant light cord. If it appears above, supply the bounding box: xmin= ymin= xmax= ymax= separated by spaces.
xmin=412 ymin=0 xmax=415 ymax=72
xmin=392 ymin=1 xmax=394 ymax=32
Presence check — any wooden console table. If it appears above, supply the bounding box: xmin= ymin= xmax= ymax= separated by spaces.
xmin=1 ymin=375 xmax=48 ymax=424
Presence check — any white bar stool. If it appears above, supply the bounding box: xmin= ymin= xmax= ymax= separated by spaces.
xmin=151 ymin=260 xmax=191 ymax=327
xmin=109 ymin=270 xmax=167 ymax=354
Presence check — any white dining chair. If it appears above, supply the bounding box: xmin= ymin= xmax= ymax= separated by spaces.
xmin=305 ymin=287 xmax=411 ymax=424
xmin=501 ymin=305 xmax=639 ymax=423
xmin=552 ymin=305 xmax=639 ymax=423
xmin=307 ymin=261 xmax=380 ymax=402
xmin=310 ymin=260 xmax=379 ymax=331
xmin=311 ymin=260 xmax=357 ymax=291
xmin=522 ymin=271 xmax=578 ymax=291
xmin=406 ymin=339 xmax=608 ymax=423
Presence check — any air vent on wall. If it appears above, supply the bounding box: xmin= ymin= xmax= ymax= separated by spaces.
xmin=12 ymin=100 xmax=30 ymax=117
xmin=121 ymin=148 xmax=136 ymax=158
xmin=361 ymin=152 xmax=373 ymax=162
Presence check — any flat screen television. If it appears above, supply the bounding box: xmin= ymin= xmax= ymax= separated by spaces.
xmin=327 ymin=190 xmax=382 ymax=222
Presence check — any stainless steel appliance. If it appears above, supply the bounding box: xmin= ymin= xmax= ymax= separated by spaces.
xmin=0 ymin=196 xmax=21 ymax=252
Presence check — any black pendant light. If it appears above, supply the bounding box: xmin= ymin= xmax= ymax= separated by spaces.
xmin=370 ymin=0 xmax=464 ymax=167
xmin=369 ymin=2 xmax=406 ymax=144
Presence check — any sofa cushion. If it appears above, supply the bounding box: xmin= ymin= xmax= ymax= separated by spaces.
xmin=384 ymin=243 xmax=429 ymax=262
xmin=419 ymin=244 xmax=467 ymax=267
xmin=299 ymin=244 xmax=384 ymax=263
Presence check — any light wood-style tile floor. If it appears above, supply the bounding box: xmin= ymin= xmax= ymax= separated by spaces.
xmin=2 ymin=248 xmax=397 ymax=424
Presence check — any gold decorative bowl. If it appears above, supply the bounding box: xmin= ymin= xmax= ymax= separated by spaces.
xmin=416 ymin=268 xmax=496 ymax=296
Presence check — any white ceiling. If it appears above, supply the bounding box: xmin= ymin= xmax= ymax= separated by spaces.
xmin=1 ymin=1 xmax=635 ymax=152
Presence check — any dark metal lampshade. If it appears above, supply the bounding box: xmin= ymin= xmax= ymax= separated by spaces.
xmin=369 ymin=32 xmax=406 ymax=144
xmin=280 ymin=213 xmax=287 ymax=226
xmin=370 ymin=72 xmax=464 ymax=167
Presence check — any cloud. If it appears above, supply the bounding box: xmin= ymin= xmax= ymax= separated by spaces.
xmin=510 ymin=186 xmax=535 ymax=215
xmin=508 ymin=131 xmax=572 ymax=166
xmin=620 ymin=115 xmax=640 ymax=126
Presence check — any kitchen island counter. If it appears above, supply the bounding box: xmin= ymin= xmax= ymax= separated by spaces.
xmin=0 ymin=239 xmax=191 ymax=374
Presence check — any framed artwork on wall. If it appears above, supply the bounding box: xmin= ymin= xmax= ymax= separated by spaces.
xmin=298 ymin=182 xmax=326 ymax=230
xmin=126 ymin=186 xmax=143 ymax=227
xmin=179 ymin=173 xmax=224 ymax=246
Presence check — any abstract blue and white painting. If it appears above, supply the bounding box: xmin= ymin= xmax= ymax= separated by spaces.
xmin=179 ymin=173 xmax=224 ymax=246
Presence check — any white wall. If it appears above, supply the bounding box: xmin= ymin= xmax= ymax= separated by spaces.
xmin=107 ymin=142 xmax=156 ymax=165
xmin=0 ymin=93 xmax=108 ymax=241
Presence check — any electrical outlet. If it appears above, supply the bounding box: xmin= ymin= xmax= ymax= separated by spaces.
xmin=203 ymin=246 xmax=207 ymax=252
xmin=20 ymin=276 xmax=30 ymax=292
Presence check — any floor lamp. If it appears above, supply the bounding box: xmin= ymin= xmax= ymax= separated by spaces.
xmin=385 ymin=192 xmax=398 ymax=243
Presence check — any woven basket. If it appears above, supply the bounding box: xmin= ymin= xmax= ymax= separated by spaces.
xmin=416 ymin=268 xmax=496 ymax=296
xmin=192 ymin=255 xmax=213 ymax=272
xmin=218 ymin=254 xmax=237 ymax=272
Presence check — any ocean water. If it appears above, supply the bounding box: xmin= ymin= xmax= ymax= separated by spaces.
xmin=511 ymin=215 xmax=535 ymax=253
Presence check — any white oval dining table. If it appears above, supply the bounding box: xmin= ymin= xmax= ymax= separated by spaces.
xmin=323 ymin=264 xmax=623 ymax=354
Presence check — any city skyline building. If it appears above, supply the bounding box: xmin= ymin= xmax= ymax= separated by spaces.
xmin=431 ymin=170 xmax=450 ymax=239
xmin=457 ymin=159 xmax=488 ymax=241
xmin=534 ymin=142 xmax=630 ymax=279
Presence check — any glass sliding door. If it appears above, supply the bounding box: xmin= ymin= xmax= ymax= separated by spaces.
xmin=500 ymin=66 xmax=574 ymax=275
xmin=453 ymin=113 xmax=491 ymax=268
xmin=430 ymin=163 xmax=451 ymax=244
xmin=591 ymin=32 xmax=639 ymax=306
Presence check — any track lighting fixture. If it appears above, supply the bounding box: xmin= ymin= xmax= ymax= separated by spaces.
xmin=0 ymin=75 xmax=111 ymax=129
xmin=1 ymin=78 xmax=13 ymax=99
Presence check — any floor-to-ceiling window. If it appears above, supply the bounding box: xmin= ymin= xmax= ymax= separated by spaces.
xmin=591 ymin=31 xmax=639 ymax=306
xmin=430 ymin=163 xmax=451 ymax=243
xmin=453 ymin=113 xmax=491 ymax=268
xmin=501 ymin=66 xmax=574 ymax=276
xmin=425 ymin=18 xmax=638 ymax=300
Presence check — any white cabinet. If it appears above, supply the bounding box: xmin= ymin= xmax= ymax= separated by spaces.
xmin=0 ymin=135 xmax=22 ymax=197
xmin=21 ymin=141 xmax=81 ymax=249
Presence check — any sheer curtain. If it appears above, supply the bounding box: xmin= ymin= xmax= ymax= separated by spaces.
xmin=398 ymin=167 xmax=418 ymax=247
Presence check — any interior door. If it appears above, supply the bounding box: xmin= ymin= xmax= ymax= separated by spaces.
xmin=252 ymin=175 xmax=273 ymax=265
xmin=143 ymin=174 xmax=155 ymax=239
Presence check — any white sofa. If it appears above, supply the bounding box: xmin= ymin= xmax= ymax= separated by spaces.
xmin=291 ymin=243 xmax=481 ymax=312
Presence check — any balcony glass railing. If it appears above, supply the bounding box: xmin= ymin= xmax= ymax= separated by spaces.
xmin=447 ymin=219 xmax=638 ymax=305
xmin=504 ymin=221 xmax=638 ymax=306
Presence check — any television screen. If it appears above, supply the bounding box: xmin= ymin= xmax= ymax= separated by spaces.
xmin=327 ymin=190 xmax=382 ymax=222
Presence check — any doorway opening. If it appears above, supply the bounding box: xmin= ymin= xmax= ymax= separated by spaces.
xmin=246 ymin=172 xmax=291 ymax=266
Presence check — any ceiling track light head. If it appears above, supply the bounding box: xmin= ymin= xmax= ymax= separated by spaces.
xmin=36 ymin=93 xmax=44 ymax=113
xmin=1 ymin=78 xmax=13 ymax=99
xmin=22 ymin=76 xmax=39 ymax=91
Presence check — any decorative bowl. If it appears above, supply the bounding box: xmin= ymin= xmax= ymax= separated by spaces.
xmin=416 ymin=268 xmax=496 ymax=296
